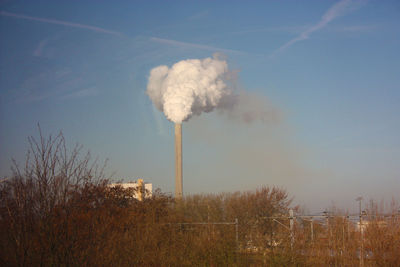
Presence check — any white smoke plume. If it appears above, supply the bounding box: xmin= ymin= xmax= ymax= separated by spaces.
xmin=147 ymin=55 xmax=231 ymax=123
xmin=147 ymin=55 xmax=281 ymax=124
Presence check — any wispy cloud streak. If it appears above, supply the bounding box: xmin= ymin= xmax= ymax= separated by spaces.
xmin=231 ymin=25 xmax=309 ymax=35
xmin=0 ymin=11 xmax=124 ymax=37
xmin=271 ymin=0 xmax=363 ymax=56
xmin=338 ymin=25 xmax=377 ymax=32
xmin=62 ymin=87 xmax=98 ymax=99
xmin=150 ymin=37 xmax=245 ymax=55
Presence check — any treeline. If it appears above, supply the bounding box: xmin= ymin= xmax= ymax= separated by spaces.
xmin=1 ymin=132 xmax=399 ymax=266
xmin=0 ymin=132 xmax=290 ymax=266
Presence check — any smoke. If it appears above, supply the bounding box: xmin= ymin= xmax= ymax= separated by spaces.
xmin=218 ymin=90 xmax=282 ymax=124
xmin=147 ymin=55 xmax=281 ymax=124
xmin=147 ymin=55 xmax=232 ymax=123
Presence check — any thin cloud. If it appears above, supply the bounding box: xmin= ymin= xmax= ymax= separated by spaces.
xmin=150 ymin=37 xmax=246 ymax=55
xmin=151 ymin=105 xmax=167 ymax=136
xmin=230 ymin=25 xmax=309 ymax=35
xmin=0 ymin=11 xmax=124 ymax=37
xmin=188 ymin=10 xmax=209 ymax=20
xmin=338 ymin=25 xmax=377 ymax=32
xmin=12 ymin=68 xmax=92 ymax=103
xmin=33 ymin=39 xmax=49 ymax=57
xmin=271 ymin=0 xmax=364 ymax=57
xmin=62 ymin=87 xmax=98 ymax=99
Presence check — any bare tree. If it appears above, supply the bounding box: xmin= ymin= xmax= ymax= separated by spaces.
xmin=0 ymin=128 xmax=108 ymax=266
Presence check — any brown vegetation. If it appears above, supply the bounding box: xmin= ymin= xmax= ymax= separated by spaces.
xmin=1 ymin=131 xmax=399 ymax=266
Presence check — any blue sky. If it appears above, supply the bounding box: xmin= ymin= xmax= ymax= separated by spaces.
xmin=1 ymin=0 xmax=399 ymax=212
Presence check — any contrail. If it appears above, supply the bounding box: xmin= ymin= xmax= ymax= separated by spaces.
xmin=150 ymin=37 xmax=245 ymax=55
xmin=0 ymin=11 xmax=124 ymax=37
xmin=271 ymin=0 xmax=362 ymax=56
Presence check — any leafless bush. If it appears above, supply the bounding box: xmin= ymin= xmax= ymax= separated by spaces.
xmin=2 ymin=130 xmax=399 ymax=266
xmin=0 ymin=129 xmax=108 ymax=266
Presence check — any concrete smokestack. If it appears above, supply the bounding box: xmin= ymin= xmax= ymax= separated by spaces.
xmin=137 ymin=179 xmax=144 ymax=201
xmin=175 ymin=123 xmax=183 ymax=199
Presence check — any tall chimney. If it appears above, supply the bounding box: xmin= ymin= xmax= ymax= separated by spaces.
xmin=175 ymin=123 xmax=183 ymax=199
xmin=137 ymin=179 xmax=144 ymax=201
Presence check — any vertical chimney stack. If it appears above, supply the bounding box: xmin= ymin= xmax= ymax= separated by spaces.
xmin=137 ymin=179 xmax=144 ymax=201
xmin=175 ymin=123 xmax=183 ymax=199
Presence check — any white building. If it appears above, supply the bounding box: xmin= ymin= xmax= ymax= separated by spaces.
xmin=356 ymin=220 xmax=387 ymax=232
xmin=109 ymin=179 xmax=152 ymax=200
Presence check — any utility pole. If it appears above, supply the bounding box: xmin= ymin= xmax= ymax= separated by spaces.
xmin=356 ymin=197 xmax=364 ymax=267
xmin=323 ymin=210 xmax=330 ymax=249
xmin=347 ymin=215 xmax=350 ymax=240
xmin=235 ymin=218 xmax=239 ymax=251
xmin=289 ymin=209 xmax=294 ymax=249
xmin=342 ymin=217 xmax=345 ymax=257
xmin=310 ymin=219 xmax=314 ymax=244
